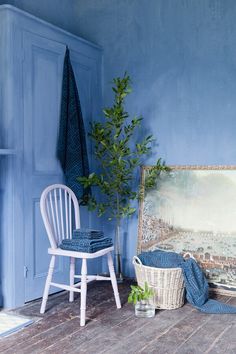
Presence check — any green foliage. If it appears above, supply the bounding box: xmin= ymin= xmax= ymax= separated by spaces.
xmin=78 ymin=73 xmax=168 ymax=221
xmin=128 ymin=282 xmax=154 ymax=305
xmin=139 ymin=160 xmax=171 ymax=201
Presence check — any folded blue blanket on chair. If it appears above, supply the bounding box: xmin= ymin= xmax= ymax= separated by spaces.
xmin=73 ymin=228 xmax=104 ymax=239
xmin=139 ymin=250 xmax=236 ymax=314
xmin=59 ymin=237 xmax=113 ymax=253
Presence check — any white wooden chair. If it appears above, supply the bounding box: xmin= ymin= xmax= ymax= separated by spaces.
xmin=39 ymin=184 xmax=121 ymax=326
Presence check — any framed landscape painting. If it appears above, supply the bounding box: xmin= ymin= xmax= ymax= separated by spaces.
xmin=138 ymin=165 xmax=236 ymax=295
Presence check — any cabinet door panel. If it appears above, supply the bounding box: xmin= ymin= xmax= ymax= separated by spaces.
xmin=23 ymin=32 xmax=67 ymax=302
xmin=32 ymin=47 xmax=61 ymax=174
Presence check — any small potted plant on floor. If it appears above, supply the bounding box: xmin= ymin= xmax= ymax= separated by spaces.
xmin=128 ymin=282 xmax=155 ymax=318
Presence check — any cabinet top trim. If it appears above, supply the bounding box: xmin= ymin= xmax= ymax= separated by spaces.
xmin=0 ymin=4 xmax=102 ymax=52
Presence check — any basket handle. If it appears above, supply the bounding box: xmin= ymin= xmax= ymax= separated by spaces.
xmin=183 ymin=252 xmax=196 ymax=260
xmin=133 ymin=256 xmax=143 ymax=265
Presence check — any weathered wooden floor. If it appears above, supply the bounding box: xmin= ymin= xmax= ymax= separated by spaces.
xmin=0 ymin=280 xmax=236 ymax=354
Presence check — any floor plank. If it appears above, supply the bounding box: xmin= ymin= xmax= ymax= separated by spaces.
xmin=174 ymin=296 xmax=236 ymax=354
xmin=0 ymin=281 xmax=129 ymax=353
xmin=0 ymin=281 xmax=235 ymax=354
xmin=207 ymin=323 xmax=236 ymax=354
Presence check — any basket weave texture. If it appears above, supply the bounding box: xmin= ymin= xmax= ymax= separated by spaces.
xmin=133 ymin=256 xmax=185 ymax=310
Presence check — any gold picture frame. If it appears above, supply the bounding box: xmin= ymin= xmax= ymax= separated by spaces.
xmin=138 ymin=165 xmax=236 ymax=296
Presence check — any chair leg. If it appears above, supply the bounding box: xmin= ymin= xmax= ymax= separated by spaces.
xmin=69 ymin=257 xmax=75 ymax=302
xmin=107 ymin=252 xmax=121 ymax=309
xmin=80 ymin=258 xmax=87 ymax=326
xmin=40 ymin=255 xmax=56 ymax=314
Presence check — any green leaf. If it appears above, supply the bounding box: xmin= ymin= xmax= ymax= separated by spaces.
xmin=128 ymin=295 xmax=133 ymax=303
xmin=127 ymin=282 xmax=153 ymax=304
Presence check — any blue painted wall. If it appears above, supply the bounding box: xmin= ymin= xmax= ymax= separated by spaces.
xmin=74 ymin=0 xmax=236 ymax=276
xmin=1 ymin=0 xmax=236 ymax=277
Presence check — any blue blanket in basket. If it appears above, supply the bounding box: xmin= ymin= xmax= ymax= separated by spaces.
xmin=138 ymin=250 xmax=236 ymax=314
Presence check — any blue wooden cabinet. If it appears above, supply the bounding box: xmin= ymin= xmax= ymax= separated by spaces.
xmin=0 ymin=5 xmax=102 ymax=308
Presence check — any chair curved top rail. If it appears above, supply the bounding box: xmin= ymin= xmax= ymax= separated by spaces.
xmin=40 ymin=184 xmax=80 ymax=248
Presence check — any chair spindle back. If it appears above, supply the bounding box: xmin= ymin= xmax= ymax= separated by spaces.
xmin=40 ymin=184 xmax=80 ymax=248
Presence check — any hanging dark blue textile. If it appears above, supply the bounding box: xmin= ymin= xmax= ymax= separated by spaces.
xmin=139 ymin=250 xmax=236 ymax=314
xmin=57 ymin=47 xmax=90 ymax=201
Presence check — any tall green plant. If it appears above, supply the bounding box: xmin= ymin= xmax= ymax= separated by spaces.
xmin=78 ymin=73 xmax=167 ymax=279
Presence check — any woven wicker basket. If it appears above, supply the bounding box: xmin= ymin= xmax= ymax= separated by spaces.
xmin=133 ymin=256 xmax=185 ymax=310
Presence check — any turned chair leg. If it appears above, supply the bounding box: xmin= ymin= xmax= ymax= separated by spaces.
xmin=107 ymin=252 xmax=121 ymax=309
xmin=69 ymin=257 xmax=75 ymax=302
xmin=80 ymin=258 xmax=87 ymax=326
xmin=40 ymin=255 xmax=56 ymax=314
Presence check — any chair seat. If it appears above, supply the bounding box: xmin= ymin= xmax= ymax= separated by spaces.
xmin=48 ymin=246 xmax=114 ymax=259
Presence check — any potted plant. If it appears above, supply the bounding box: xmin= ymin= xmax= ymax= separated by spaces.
xmin=128 ymin=282 xmax=155 ymax=318
xmin=78 ymin=73 xmax=168 ymax=280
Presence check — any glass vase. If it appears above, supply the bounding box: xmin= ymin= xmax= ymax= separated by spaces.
xmin=135 ymin=300 xmax=155 ymax=318
xmin=114 ymin=220 xmax=123 ymax=282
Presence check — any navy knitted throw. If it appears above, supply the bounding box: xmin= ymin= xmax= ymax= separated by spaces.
xmin=60 ymin=237 xmax=113 ymax=253
xmin=57 ymin=47 xmax=90 ymax=202
xmin=139 ymin=250 xmax=236 ymax=314
xmin=73 ymin=228 xmax=104 ymax=240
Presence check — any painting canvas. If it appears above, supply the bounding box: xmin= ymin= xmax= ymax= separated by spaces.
xmin=138 ymin=166 xmax=236 ymax=295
